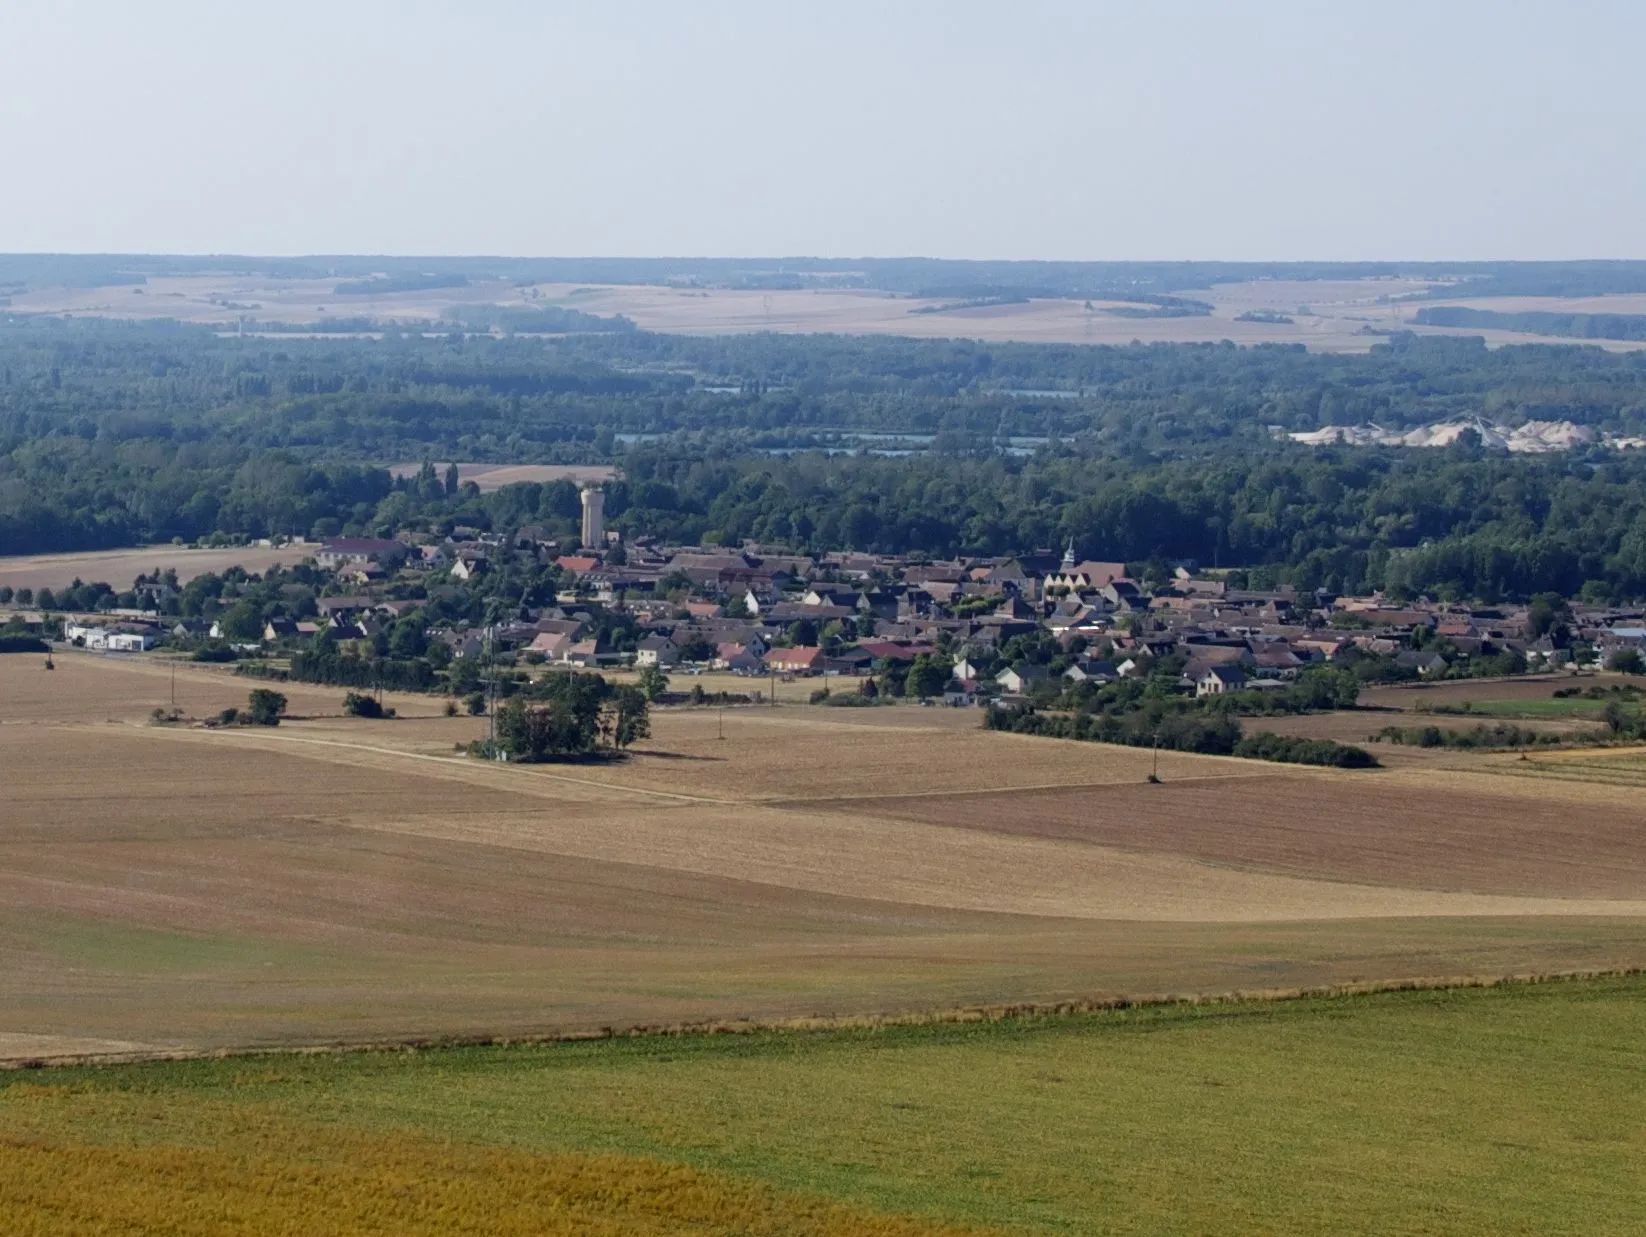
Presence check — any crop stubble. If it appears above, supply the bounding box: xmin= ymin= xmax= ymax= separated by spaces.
xmin=2 ymin=655 xmax=1643 ymax=1058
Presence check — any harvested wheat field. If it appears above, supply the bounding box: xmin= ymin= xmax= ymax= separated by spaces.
xmin=2 ymin=653 xmax=1644 ymax=1062
xmin=386 ymin=462 xmax=620 ymax=490
xmin=0 ymin=543 xmax=306 ymax=596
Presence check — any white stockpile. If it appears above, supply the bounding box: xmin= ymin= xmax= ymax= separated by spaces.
xmin=1286 ymin=418 xmax=1646 ymax=453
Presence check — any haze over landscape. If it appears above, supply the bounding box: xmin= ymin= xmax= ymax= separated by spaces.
xmin=4 ymin=5 xmax=1646 ymax=1236
xmin=4 ymin=1 xmax=1645 ymax=259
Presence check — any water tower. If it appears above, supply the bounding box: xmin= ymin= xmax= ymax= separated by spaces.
xmin=580 ymin=484 xmax=605 ymax=549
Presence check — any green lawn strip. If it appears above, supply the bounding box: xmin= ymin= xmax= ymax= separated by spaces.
xmin=4 ymin=977 xmax=1644 ymax=1235
xmin=1439 ymin=698 xmax=1604 ymax=717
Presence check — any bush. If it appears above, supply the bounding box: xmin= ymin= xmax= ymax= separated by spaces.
xmin=192 ymin=642 xmax=237 ymax=663
xmin=1608 ymin=647 xmax=1645 ymax=675
xmin=246 ymin=689 xmax=288 ymax=726
xmin=637 ymin=665 xmax=671 ymax=702
xmin=0 ymin=635 xmax=50 ymax=654
xmin=234 ymin=662 xmax=290 ymax=681
xmin=343 ymin=691 xmax=393 ymax=719
xmin=1373 ymin=722 xmax=1561 ymax=749
xmin=818 ymin=691 xmax=884 ymax=707
xmin=1234 ymin=731 xmax=1379 ymax=767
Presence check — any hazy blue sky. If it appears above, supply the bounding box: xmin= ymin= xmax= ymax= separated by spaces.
xmin=2 ymin=1 xmax=1642 ymax=260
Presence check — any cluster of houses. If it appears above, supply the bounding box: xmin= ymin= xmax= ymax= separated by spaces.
xmin=20 ymin=534 xmax=1646 ymax=697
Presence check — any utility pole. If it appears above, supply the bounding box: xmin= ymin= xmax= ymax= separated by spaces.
xmin=485 ymin=625 xmax=496 ymax=750
xmin=170 ymin=662 xmax=176 ymax=707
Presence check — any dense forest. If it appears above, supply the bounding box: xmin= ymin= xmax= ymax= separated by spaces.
xmin=6 ymin=318 xmax=1646 ymax=454
xmin=5 ymin=315 xmax=1646 ymax=601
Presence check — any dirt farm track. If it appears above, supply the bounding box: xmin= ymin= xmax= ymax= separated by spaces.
xmin=3 ymin=651 xmax=1644 ymax=1063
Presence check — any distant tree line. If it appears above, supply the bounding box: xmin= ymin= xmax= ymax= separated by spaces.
xmin=1416 ymin=307 xmax=1646 ymax=342
xmin=6 ymin=319 xmax=1646 ymax=601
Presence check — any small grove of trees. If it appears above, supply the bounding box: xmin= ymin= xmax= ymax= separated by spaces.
xmin=1232 ymin=731 xmax=1379 ymax=768
xmin=287 ymin=649 xmax=437 ymax=691
xmin=487 ymin=672 xmax=649 ymax=762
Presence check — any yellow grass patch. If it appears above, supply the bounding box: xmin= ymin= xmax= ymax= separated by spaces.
xmin=1 ymin=1133 xmax=979 ymax=1237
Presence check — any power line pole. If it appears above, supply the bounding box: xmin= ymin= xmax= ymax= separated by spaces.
xmin=485 ymin=625 xmax=496 ymax=750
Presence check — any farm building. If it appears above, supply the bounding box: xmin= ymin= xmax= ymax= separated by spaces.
xmin=766 ymin=646 xmax=823 ymax=675
xmin=63 ymin=620 xmax=159 ymax=652
xmin=315 ymin=537 xmax=411 ymax=571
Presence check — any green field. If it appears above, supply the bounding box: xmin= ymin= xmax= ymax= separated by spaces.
xmin=4 ymin=976 xmax=1644 ymax=1235
xmin=1433 ymin=697 xmax=1605 ymax=718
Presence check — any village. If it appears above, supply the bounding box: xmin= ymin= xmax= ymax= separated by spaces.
xmin=6 ymin=484 xmax=1643 ymax=706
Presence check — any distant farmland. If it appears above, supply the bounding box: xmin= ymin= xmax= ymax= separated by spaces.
xmin=16 ymin=269 xmax=1646 ymax=352
xmin=386 ymin=462 xmax=620 ymax=491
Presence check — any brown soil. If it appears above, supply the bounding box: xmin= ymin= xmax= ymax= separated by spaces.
xmin=806 ymin=773 xmax=1646 ymax=900
xmin=3 ymin=654 xmax=1645 ymax=1059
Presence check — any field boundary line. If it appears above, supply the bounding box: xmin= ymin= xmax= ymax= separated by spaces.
xmin=4 ymin=967 xmax=1641 ymax=1072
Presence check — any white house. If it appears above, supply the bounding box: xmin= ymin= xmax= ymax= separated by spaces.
xmin=636 ymin=635 xmax=680 ymax=667
xmin=1196 ymin=665 xmax=1248 ymax=696
xmin=1064 ymin=658 xmax=1118 ymax=684
xmin=995 ymin=665 xmax=1049 ymax=694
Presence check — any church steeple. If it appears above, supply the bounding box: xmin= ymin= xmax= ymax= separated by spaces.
xmin=1062 ymin=538 xmax=1076 ymax=571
